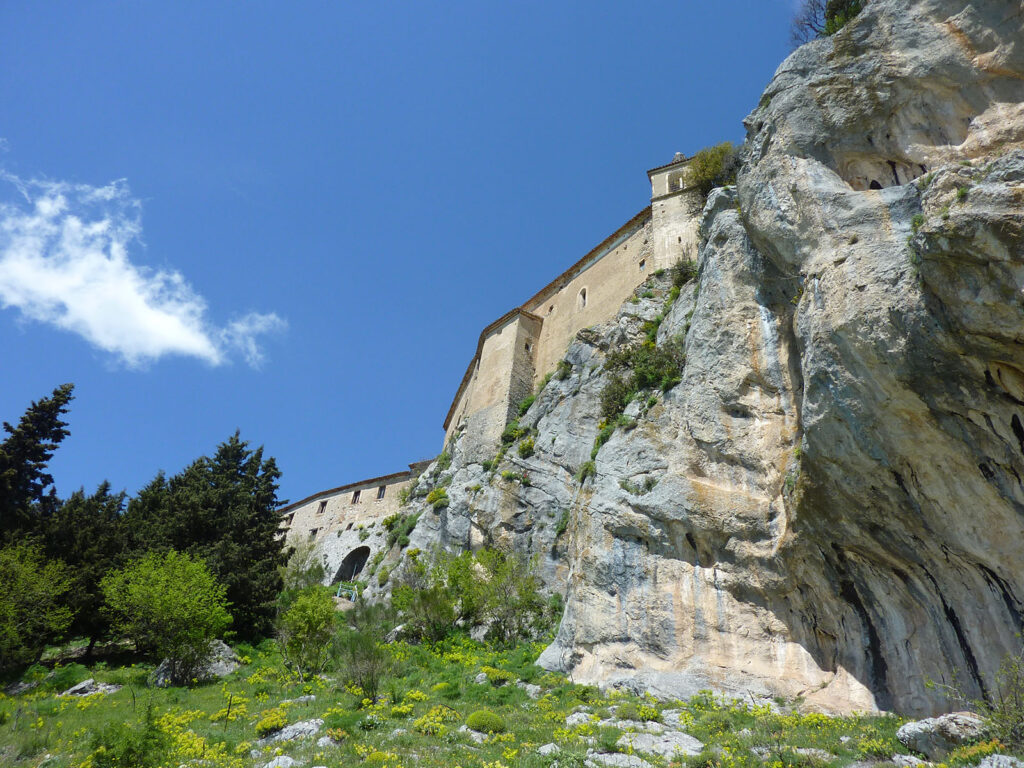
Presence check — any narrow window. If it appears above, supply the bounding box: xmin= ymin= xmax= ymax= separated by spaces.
xmin=525 ymin=341 xmax=532 ymax=353
xmin=639 ymin=259 xmax=646 ymax=271
xmin=285 ymin=514 xmax=294 ymax=525
xmin=346 ymin=522 xmax=353 ymax=531
xmin=308 ymin=528 xmax=318 ymax=540
xmin=317 ymin=500 xmax=327 ymax=514
xmin=578 ymin=288 xmax=587 ymax=309
xmin=677 ymin=236 xmax=681 ymax=243
xmin=377 ymin=485 xmax=386 ymax=500
xmin=352 ymin=489 xmax=361 ymax=504
xmin=548 ymin=305 xmax=554 ymax=314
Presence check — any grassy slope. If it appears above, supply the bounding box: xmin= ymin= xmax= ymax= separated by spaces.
xmin=0 ymin=636 xmax=998 ymax=768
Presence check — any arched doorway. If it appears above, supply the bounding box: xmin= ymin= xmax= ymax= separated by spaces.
xmin=334 ymin=546 xmax=371 ymax=582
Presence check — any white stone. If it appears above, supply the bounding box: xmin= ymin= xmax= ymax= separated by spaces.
xmin=617 ymin=730 xmax=704 ymax=760
xmin=255 ymin=718 xmax=324 ymax=747
xmin=897 ymin=713 xmax=988 ymax=759
xmin=60 ymin=678 xmax=122 ymax=697
xmin=538 ymin=743 xmax=560 ymax=756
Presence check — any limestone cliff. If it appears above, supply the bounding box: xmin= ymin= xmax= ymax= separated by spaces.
xmin=387 ymin=0 xmax=1024 ymax=716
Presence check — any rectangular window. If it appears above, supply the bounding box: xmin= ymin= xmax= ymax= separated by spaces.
xmin=377 ymin=485 xmax=386 ymax=500
xmin=317 ymin=500 xmax=327 ymax=514
xmin=352 ymin=490 xmax=361 ymax=504
xmin=308 ymin=528 xmax=318 ymax=540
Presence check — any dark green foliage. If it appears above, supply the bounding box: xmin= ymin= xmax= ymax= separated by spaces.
xmin=554 ymin=510 xmax=570 ymax=537
xmin=601 ymin=338 xmax=685 ymax=420
xmin=556 ymin=360 xmax=573 ymax=380
xmin=517 ymin=394 xmax=535 ymax=417
xmin=576 ymin=461 xmax=596 ymax=483
xmin=386 ymin=511 xmax=422 ymax=546
xmin=688 ymin=142 xmax=739 ymax=197
xmin=500 ymin=420 xmax=527 ymax=445
xmin=436 ymin=451 xmax=452 ymax=471
xmin=89 ymin=705 xmax=169 ymax=768
xmin=792 ymin=0 xmax=864 ymax=44
xmin=426 ymin=487 xmax=449 ymax=512
xmin=277 ymin=586 xmax=339 ymax=679
xmin=121 ymin=432 xmax=285 ymax=640
xmin=672 ymin=259 xmax=698 ymax=288
xmin=0 ymin=383 xmax=74 ymax=540
xmin=0 ymin=541 xmax=72 ymax=672
xmin=45 ymin=482 xmax=127 ymax=653
xmin=517 ymin=437 xmax=535 ymax=459
xmin=957 ymin=185 xmax=969 ymax=201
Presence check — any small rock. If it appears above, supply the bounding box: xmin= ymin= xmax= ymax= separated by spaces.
xmin=60 ymin=678 xmax=122 ymax=697
xmin=389 ymin=728 xmax=407 ymax=737
xmin=474 ymin=672 xmax=489 ymax=685
xmin=263 ymin=758 xmax=300 ymax=768
xmin=587 ymin=752 xmax=654 ymax=768
xmin=566 ymin=711 xmax=594 ymax=726
xmin=457 ymin=724 xmax=487 ymax=744
xmin=600 ymin=718 xmax=665 ymax=733
xmin=384 ymin=624 xmax=406 ymax=643
xmin=316 ymin=736 xmax=338 ymax=748
xmin=893 ymin=756 xmax=929 ymax=768
xmin=661 ymin=709 xmax=683 ymax=728
xmin=282 ymin=695 xmax=316 ymax=705
xmin=4 ymin=680 xmax=39 ymax=696
xmin=793 ymin=748 xmax=835 ymax=761
xmin=255 ymin=718 xmax=324 ymax=747
xmin=517 ymin=680 xmax=542 ymax=699
xmin=617 ymin=730 xmax=704 ymax=760
xmin=840 ymin=736 xmax=852 ymax=744
xmin=539 ymin=743 xmax=560 ymax=756
xmin=896 ymin=712 xmax=988 ymax=759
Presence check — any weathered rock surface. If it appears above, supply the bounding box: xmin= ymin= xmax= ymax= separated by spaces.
xmin=59 ymin=678 xmax=122 ymax=697
xmin=389 ymin=0 xmax=1024 ymax=716
xmin=896 ymin=712 xmax=989 ymax=759
xmin=616 ymin=730 xmax=705 ymax=760
xmin=255 ymin=718 xmax=324 ymax=747
xmin=153 ymin=639 xmax=240 ymax=687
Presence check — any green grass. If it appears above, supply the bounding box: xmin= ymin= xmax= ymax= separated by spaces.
xmin=0 ymin=633 xmax=983 ymax=768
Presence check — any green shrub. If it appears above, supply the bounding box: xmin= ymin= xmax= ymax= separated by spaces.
xmin=518 ymin=437 xmax=535 ymax=459
xmin=481 ymin=459 xmax=493 ymax=472
xmin=556 ymin=360 xmax=573 ymax=380
xmin=554 ymin=510 xmax=570 ymax=537
xmin=480 ymin=665 xmax=514 ymax=686
xmin=426 ymin=487 xmax=449 ymax=512
xmin=255 ymin=707 xmax=289 ymax=737
xmin=101 ymin=550 xmax=231 ymax=686
xmin=89 ymin=706 xmax=169 ymax=768
xmin=601 ymin=338 xmax=685 ymax=420
xmin=466 ymin=709 xmax=507 ymax=733
xmin=0 ymin=542 xmax=72 ymax=673
xmin=501 ymin=420 xmax=527 ymax=445
xmin=576 ymin=461 xmax=597 ymax=483
xmin=277 ymin=586 xmax=339 ymax=679
xmin=911 ymin=214 xmax=925 ymax=233
xmin=600 ymin=375 xmax=633 ymax=420
xmin=823 ymin=0 xmax=864 ymax=34
xmin=436 ymin=451 xmax=452 ymax=471
xmin=688 ymin=142 xmax=739 ymax=197
xmin=386 ymin=513 xmax=421 ymax=548
xmin=518 ymin=394 xmax=536 ymax=417
xmin=957 ymin=185 xmax=969 ymax=201
xmin=616 ymin=702 xmax=640 ymax=721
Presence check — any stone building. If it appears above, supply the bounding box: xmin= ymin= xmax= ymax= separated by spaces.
xmin=443 ymin=153 xmax=703 ymax=460
xmin=280 ymin=153 xmax=704 ymax=578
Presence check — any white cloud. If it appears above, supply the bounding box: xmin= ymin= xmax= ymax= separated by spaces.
xmin=0 ymin=173 xmax=285 ymax=368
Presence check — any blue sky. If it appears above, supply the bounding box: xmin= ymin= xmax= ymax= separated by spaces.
xmin=0 ymin=1 xmax=795 ymax=506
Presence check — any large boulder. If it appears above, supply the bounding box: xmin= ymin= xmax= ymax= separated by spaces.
xmin=152 ymin=639 xmax=240 ymax=687
xmin=896 ymin=712 xmax=989 ymax=759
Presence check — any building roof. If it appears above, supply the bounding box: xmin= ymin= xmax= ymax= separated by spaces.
xmin=646 ymin=153 xmax=691 ymax=177
xmin=277 ymin=460 xmax=431 ymax=515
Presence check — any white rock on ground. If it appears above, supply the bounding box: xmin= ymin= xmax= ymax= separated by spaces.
xmin=457 ymin=724 xmax=487 ymax=744
xmin=586 ymin=752 xmax=654 ymax=768
xmin=538 ymin=743 xmax=560 ymax=756
xmin=896 ymin=712 xmax=988 ymax=759
xmin=616 ymin=730 xmax=705 ymax=760
xmin=255 ymin=718 xmax=324 ymax=747
xmin=59 ymin=679 xmax=122 ymax=697
xmin=566 ymin=712 xmax=595 ymax=727
xmin=893 ymin=756 xmax=930 ymax=768
xmin=263 ymin=757 xmax=300 ymax=768
xmin=977 ymin=757 xmax=1024 ymax=768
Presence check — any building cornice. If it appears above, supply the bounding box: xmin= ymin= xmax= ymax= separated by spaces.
xmin=278 ymin=460 xmax=431 ymax=515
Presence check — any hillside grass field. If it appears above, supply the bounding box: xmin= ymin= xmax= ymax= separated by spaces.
xmin=0 ymin=633 xmax=962 ymax=768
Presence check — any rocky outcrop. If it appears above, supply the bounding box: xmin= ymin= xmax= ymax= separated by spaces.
xmin=897 ymin=712 xmax=989 ymax=759
xmin=390 ymin=0 xmax=1024 ymax=716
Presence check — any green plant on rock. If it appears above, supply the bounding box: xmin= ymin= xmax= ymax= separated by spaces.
xmin=672 ymin=259 xmax=698 ymax=288
xmin=501 ymin=420 xmax=527 ymax=445
xmin=556 ymin=360 xmax=573 ymax=380
xmin=576 ymin=461 xmax=596 ymax=483
xmin=466 ymin=709 xmax=507 ymax=733
xmin=518 ymin=394 xmax=536 ymax=417
xmin=688 ymin=142 xmax=739 ymax=197
xmin=555 ymin=510 xmax=570 ymax=537
xmin=426 ymin=487 xmax=449 ymax=512
xmin=436 ymin=451 xmax=452 ymax=471
xmin=518 ymin=437 xmax=535 ymax=458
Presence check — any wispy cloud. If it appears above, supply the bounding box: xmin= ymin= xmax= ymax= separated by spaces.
xmin=0 ymin=173 xmax=285 ymax=368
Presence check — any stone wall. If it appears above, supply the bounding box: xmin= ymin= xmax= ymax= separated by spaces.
xmin=280 ymin=465 xmax=426 ymax=586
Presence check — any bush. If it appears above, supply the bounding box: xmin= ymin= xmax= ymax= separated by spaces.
xmin=466 ymin=709 xmax=507 ymax=733
xmin=89 ymin=705 xmax=169 ymax=768
xmin=436 ymin=451 xmax=452 ymax=471
xmin=386 ymin=512 xmax=421 ymax=548
xmin=101 ymin=550 xmax=231 ymax=686
xmin=688 ymin=142 xmax=739 ymax=197
xmin=426 ymin=487 xmax=449 ymax=512
xmin=277 ymin=586 xmax=339 ymax=679
xmin=278 ymin=540 xmax=327 ymax=610
xmin=576 ymin=461 xmax=596 ymax=483
xmin=792 ymin=0 xmax=864 ymax=44
xmin=501 ymin=420 xmax=527 ymax=445
xmin=0 ymin=542 xmax=72 ymax=673
xmin=556 ymin=360 xmax=573 ymax=380
xmin=555 ymin=510 xmax=570 ymax=537
xmin=338 ymin=601 xmax=393 ymax=702
xmin=518 ymin=437 xmax=535 ymax=459
xmin=672 ymin=259 xmax=698 ymax=288
xmin=600 ymin=375 xmax=633 ymax=420
xmin=518 ymin=394 xmax=536 ymax=417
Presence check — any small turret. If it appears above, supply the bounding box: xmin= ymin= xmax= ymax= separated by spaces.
xmin=647 ymin=153 xmax=702 ymax=269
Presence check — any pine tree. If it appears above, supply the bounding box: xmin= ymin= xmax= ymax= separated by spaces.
xmin=0 ymin=383 xmax=74 ymax=539
xmin=46 ymin=482 xmax=127 ymax=656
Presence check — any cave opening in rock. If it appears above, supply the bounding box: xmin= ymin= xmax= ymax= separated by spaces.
xmin=334 ymin=546 xmax=371 ymax=582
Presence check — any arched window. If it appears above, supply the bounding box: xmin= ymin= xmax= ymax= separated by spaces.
xmin=578 ymin=288 xmax=587 ymax=309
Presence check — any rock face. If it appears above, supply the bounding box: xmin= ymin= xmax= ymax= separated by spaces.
xmin=390 ymin=0 xmax=1024 ymax=716
xmin=153 ymin=639 xmax=240 ymax=687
